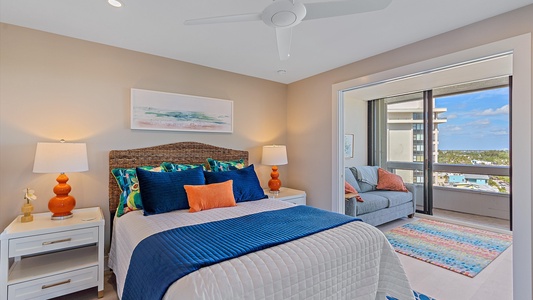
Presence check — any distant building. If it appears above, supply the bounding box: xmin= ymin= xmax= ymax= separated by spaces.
xmin=465 ymin=174 xmax=489 ymax=185
xmin=447 ymin=174 xmax=489 ymax=185
xmin=448 ymin=174 xmax=465 ymax=184
xmin=472 ymin=159 xmax=493 ymax=165
xmin=387 ymin=100 xmax=447 ymax=183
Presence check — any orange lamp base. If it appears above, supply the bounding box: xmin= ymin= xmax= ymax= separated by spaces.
xmin=268 ymin=166 xmax=282 ymax=194
xmin=49 ymin=173 xmax=76 ymax=220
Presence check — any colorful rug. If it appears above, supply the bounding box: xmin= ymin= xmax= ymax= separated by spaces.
xmin=385 ymin=218 xmax=512 ymax=277
xmin=387 ymin=290 xmax=436 ymax=300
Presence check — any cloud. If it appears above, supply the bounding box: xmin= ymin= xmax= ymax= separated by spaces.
xmin=477 ymin=104 xmax=509 ymax=116
xmin=469 ymin=119 xmax=490 ymax=125
xmin=445 ymin=114 xmax=457 ymax=119
xmin=440 ymin=125 xmax=463 ymax=132
xmin=492 ymin=131 xmax=508 ymax=135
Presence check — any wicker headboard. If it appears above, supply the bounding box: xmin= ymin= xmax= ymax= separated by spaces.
xmin=108 ymin=141 xmax=249 ymax=215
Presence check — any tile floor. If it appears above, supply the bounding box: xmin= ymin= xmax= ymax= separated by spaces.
xmin=378 ymin=214 xmax=513 ymax=300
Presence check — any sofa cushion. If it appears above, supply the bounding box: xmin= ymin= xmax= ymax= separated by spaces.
xmin=344 ymin=167 xmax=361 ymax=192
xmin=356 ymin=193 xmax=389 ymax=215
xmin=367 ymin=190 xmax=413 ymax=208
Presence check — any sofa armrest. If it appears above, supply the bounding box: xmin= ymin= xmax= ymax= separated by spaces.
xmin=404 ymin=183 xmax=415 ymax=194
xmin=404 ymin=183 xmax=417 ymax=213
xmin=345 ymin=196 xmax=357 ymax=217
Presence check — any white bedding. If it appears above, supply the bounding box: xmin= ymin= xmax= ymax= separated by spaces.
xmin=108 ymin=199 xmax=414 ymax=300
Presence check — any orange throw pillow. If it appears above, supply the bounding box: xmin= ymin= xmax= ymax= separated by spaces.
xmin=184 ymin=180 xmax=236 ymax=212
xmin=345 ymin=181 xmax=357 ymax=194
xmin=376 ymin=168 xmax=408 ymax=192
xmin=345 ymin=181 xmax=364 ymax=202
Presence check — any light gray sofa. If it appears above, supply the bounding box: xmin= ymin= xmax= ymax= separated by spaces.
xmin=345 ymin=166 xmax=416 ymax=226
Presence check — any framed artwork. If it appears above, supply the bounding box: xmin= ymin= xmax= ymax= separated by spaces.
xmin=131 ymin=88 xmax=233 ymax=133
xmin=344 ymin=134 xmax=354 ymax=158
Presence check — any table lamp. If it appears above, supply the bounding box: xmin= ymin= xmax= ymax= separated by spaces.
xmin=261 ymin=145 xmax=288 ymax=194
xmin=33 ymin=140 xmax=89 ymax=220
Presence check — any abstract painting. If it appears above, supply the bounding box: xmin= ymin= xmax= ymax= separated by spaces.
xmin=131 ymin=89 xmax=233 ymax=133
xmin=344 ymin=134 xmax=354 ymax=158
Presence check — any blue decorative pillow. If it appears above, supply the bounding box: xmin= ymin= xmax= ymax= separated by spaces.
xmin=206 ymin=158 xmax=245 ymax=172
xmin=204 ymin=164 xmax=267 ymax=202
xmin=161 ymin=162 xmax=205 ymax=172
xmin=111 ymin=166 xmax=162 ymax=217
xmin=136 ymin=166 xmax=205 ymax=216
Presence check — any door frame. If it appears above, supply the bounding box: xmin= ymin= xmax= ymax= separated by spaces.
xmin=331 ymin=33 xmax=531 ymax=299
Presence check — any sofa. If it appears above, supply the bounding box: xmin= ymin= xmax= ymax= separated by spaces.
xmin=345 ymin=166 xmax=416 ymax=226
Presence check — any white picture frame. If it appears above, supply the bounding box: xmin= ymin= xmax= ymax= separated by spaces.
xmin=344 ymin=134 xmax=354 ymax=158
xmin=131 ymin=88 xmax=233 ymax=133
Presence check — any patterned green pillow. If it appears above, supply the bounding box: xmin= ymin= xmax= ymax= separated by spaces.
xmin=206 ymin=158 xmax=245 ymax=172
xmin=160 ymin=162 xmax=205 ymax=172
xmin=112 ymin=166 xmax=162 ymax=217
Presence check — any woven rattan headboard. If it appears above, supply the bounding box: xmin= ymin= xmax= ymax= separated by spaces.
xmin=108 ymin=141 xmax=249 ymax=215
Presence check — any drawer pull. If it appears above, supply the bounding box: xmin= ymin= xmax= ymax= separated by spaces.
xmin=42 ymin=238 xmax=72 ymax=245
xmin=42 ymin=279 xmax=71 ymax=289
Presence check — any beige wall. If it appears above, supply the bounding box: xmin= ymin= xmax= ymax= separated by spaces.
xmin=287 ymin=4 xmax=532 ymax=298
xmin=343 ymin=96 xmax=367 ymax=167
xmin=0 ymin=24 xmax=287 ymax=248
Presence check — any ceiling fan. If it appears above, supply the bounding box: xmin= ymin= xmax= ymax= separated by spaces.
xmin=184 ymin=0 xmax=392 ymax=61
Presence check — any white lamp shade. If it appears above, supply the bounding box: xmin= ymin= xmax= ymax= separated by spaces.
xmin=261 ymin=145 xmax=288 ymax=166
xmin=33 ymin=142 xmax=89 ymax=173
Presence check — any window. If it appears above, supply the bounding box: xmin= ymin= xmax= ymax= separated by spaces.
xmin=370 ymin=77 xmax=511 ymax=219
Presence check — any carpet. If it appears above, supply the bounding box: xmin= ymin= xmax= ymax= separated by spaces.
xmin=385 ymin=218 xmax=512 ymax=277
xmin=386 ymin=290 xmax=436 ymax=300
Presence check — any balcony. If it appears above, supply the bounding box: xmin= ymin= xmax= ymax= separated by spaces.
xmin=387 ymin=162 xmax=511 ymax=230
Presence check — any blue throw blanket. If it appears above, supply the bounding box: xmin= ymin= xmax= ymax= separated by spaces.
xmin=122 ymin=205 xmax=360 ymax=300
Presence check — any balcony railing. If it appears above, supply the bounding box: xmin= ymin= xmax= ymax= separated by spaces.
xmin=386 ymin=161 xmax=510 ymax=220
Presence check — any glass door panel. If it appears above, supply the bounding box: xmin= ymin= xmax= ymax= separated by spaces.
xmin=384 ymin=92 xmax=428 ymax=213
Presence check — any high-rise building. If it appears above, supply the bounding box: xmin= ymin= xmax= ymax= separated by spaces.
xmin=387 ymin=99 xmax=447 ymax=183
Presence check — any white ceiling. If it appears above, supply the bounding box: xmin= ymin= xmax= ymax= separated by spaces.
xmin=1 ymin=0 xmax=531 ymax=84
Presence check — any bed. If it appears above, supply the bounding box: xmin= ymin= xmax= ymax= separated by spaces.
xmin=107 ymin=142 xmax=414 ymax=300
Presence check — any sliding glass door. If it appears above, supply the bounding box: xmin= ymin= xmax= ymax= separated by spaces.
xmin=378 ymin=91 xmax=433 ymax=214
xmin=369 ymin=77 xmax=512 ymax=229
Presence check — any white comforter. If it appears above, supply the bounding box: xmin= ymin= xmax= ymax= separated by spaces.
xmin=108 ymin=199 xmax=414 ymax=300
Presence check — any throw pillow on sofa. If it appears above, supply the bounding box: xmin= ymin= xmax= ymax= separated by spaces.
xmin=345 ymin=181 xmax=363 ymax=202
xmin=376 ymin=168 xmax=408 ymax=192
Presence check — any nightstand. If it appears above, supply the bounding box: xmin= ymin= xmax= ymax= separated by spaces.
xmin=265 ymin=187 xmax=306 ymax=205
xmin=0 ymin=207 xmax=104 ymax=300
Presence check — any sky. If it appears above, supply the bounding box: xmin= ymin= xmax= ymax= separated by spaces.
xmin=435 ymin=87 xmax=509 ymax=150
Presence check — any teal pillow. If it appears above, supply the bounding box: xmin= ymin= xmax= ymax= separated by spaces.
xmin=206 ymin=158 xmax=245 ymax=172
xmin=161 ymin=162 xmax=205 ymax=172
xmin=111 ymin=166 xmax=162 ymax=217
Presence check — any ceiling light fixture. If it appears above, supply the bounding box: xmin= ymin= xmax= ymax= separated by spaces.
xmin=108 ymin=0 xmax=122 ymax=8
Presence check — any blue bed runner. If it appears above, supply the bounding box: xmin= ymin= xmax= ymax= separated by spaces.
xmin=122 ymin=205 xmax=360 ymax=300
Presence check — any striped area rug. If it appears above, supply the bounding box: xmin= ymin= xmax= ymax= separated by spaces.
xmin=385 ymin=218 xmax=512 ymax=277
xmin=387 ymin=290 xmax=436 ymax=300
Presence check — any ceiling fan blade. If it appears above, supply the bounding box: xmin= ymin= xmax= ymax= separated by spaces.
xmin=184 ymin=13 xmax=262 ymax=25
xmin=276 ymin=27 xmax=292 ymax=61
xmin=303 ymin=0 xmax=392 ymax=21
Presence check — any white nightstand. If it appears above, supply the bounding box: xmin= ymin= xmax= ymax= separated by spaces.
xmin=0 ymin=207 xmax=105 ymax=300
xmin=265 ymin=187 xmax=306 ymax=205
